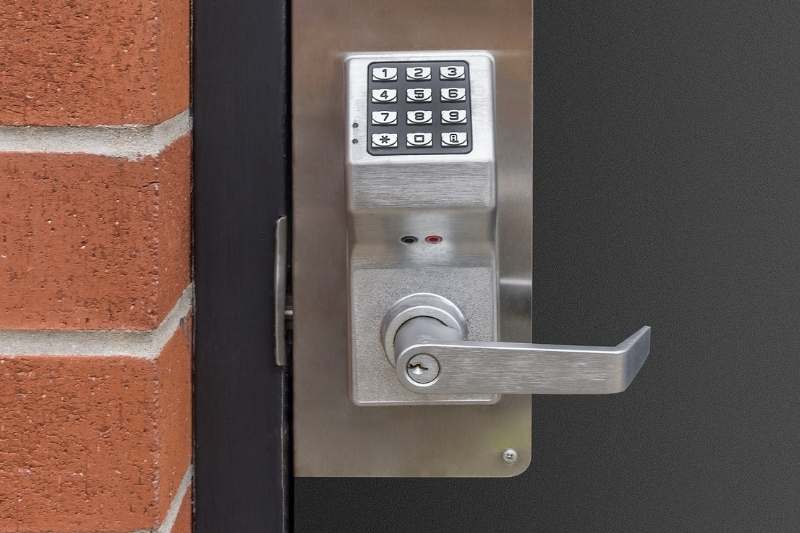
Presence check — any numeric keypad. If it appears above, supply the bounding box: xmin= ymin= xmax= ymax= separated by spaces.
xmin=366 ymin=60 xmax=473 ymax=155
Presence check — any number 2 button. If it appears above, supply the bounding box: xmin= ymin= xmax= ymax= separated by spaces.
xmin=406 ymin=66 xmax=431 ymax=81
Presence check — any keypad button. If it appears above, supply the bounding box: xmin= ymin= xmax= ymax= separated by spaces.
xmin=406 ymin=110 xmax=433 ymax=125
xmin=439 ymin=65 xmax=466 ymax=80
xmin=406 ymin=88 xmax=432 ymax=102
xmin=441 ymin=110 xmax=468 ymax=124
xmin=406 ymin=132 xmax=433 ymax=148
xmin=372 ymin=133 xmax=398 ymax=148
xmin=440 ymin=88 xmax=467 ymax=102
xmin=371 ymin=88 xmax=397 ymax=103
xmin=371 ymin=67 xmax=397 ymax=81
xmin=371 ymin=111 xmax=398 ymax=125
xmin=406 ymin=66 xmax=432 ymax=81
xmin=441 ymin=132 xmax=468 ymax=147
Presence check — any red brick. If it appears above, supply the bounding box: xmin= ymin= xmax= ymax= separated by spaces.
xmin=171 ymin=486 xmax=192 ymax=533
xmin=0 ymin=314 xmax=192 ymax=533
xmin=0 ymin=0 xmax=190 ymax=126
xmin=0 ymin=135 xmax=191 ymax=330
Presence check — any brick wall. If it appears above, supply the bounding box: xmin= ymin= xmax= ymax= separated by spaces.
xmin=0 ymin=1 xmax=192 ymax=532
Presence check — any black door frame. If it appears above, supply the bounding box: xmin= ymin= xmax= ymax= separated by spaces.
xmin=193 ymin=0 xmax=291 ymax=531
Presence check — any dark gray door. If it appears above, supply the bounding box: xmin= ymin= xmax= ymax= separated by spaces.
xmin=295 ymin=2 xmax=800 ymax=531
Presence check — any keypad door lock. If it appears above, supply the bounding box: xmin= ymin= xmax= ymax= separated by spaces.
xmin=346 ymin=51 xmax=651 ymax=406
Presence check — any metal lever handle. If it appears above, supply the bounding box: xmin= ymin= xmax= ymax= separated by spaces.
xmin=393 ymin=315 xmax=651 ymax=395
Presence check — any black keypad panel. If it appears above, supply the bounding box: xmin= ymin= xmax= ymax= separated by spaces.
xmin=367 ymin=61 xmax=473 ymax=156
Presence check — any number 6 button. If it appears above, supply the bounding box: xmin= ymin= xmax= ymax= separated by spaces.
xmin=440 ymin=88 xmax=466 ymax=102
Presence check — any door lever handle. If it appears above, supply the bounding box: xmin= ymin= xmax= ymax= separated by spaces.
xmin=387 ymin=295 xmax=651 ymax=396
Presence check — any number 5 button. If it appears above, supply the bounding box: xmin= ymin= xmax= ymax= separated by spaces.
xmin=440 ymin=88 xmax=466 ymax=102
xmin=371 ymin=88 xmax=397 ymax=103
xmin=406 ymin=88 xmax=432 ymax=102
xmin=406 ymin=133 xmax=432 ymax=148
xmin=441 ymin=110 xmax=467 ymax=124
xmin=441 ymin=132 xmax=468 ymax=147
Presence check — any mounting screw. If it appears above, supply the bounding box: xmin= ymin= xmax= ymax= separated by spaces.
xmin=502 ymin=448 xmax=518 ymax=464
xmin=406 ymin=354 xmax=440 ymax=384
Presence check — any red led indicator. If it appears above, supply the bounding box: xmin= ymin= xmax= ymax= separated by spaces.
xmin=425 ymin=235 xmax=443 ymax=244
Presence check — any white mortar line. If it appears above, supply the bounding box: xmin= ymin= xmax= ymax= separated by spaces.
xmin=0 ymin=110 xmax=191 ymax=160
xmin=126 ymin=465 xmax=193 ymax=533
xmin=159 ymin=465 xmax=194 ymax=533
xmin=0 ymin=284 xmax=193 ymax=358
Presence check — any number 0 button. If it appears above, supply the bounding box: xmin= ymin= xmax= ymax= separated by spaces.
xmin=441 ymin=132 xmax=468 ymax=147
xmin=371 ymin=89 xmax=397 ymax=103
xmin=406 ymin=133 xmax=433 ymax=148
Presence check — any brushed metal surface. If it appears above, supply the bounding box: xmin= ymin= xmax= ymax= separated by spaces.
xmin=393 ymin=316 xmax=652 ymax=394
xmin=347 ymin=52 xmax=497 ymax=405
xmin=292 ymin=0 xmax=533 ymax=477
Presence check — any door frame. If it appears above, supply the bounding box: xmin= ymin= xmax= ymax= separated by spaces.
xmin=193 ymin=0 xmax=291 ymax=531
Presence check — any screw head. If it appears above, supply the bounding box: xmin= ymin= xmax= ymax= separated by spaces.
xmin=502 ymin=448 xmax=518 ymax=464
xmin=406 ymin=354 xmax=440 ymax=384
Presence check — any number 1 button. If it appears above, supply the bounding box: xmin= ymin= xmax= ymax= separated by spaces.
xmin=372 ymin=67 xmax=397 ymax=81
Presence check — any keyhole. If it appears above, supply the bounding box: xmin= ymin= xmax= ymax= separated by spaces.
xmin=408 ymin=362 xmax=428 ymax=376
